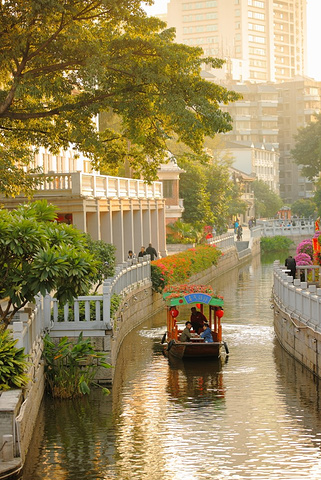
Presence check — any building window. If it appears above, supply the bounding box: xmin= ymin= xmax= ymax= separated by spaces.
xmin=163 ymin=180 xmax=174 ymax=199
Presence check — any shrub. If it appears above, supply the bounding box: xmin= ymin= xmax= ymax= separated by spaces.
xmin=295 ymin=252 xmax=313 ymax=266
xmin=260 ymin=236 xmax=294 ymax=253
xmin=296 ymin=239 xmax=313 ymax=259
xmin=43 ymin=333 xmax=111 ymax=399
xmin=0 ymin=329 xmax=29 ymax=391
xmin=151 ymin=244 xmax=222 ymax=292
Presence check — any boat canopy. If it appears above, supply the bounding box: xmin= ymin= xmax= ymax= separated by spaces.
xmin=163 ymin=285 xmax=224 ymax=308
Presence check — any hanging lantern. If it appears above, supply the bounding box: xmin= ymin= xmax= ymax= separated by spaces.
xmin=216 ymin=309 xmax=224 ymax=319
xmin=170 ymin=307 xmax=179 ymax=318
xmin=196 ymin=303 xmax=201 ymax=309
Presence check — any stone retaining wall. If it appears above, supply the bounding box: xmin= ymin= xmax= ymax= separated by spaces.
xmin=273 ymin=304 xmax=321 ymax=378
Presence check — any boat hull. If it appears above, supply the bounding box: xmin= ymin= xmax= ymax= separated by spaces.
xmin=163 ymin=341 xmax=221 ymax=360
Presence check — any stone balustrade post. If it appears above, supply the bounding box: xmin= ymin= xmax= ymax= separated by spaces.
xmin=2 ymin=435 xmax=13 ymax=462
xmin=12 ymin=321 xmax=24 ymax=350
xmin=103 ymin=281 xmax=112 ymax=330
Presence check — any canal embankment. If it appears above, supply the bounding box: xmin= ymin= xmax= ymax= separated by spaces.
xmin=0 ymin=232 xmax=260 ymax=479
xmin=273 ymin=261 xmax=321 ymax=378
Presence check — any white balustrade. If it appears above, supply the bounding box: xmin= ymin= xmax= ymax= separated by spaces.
xmin=31 ymin=171 xmax=163 ymax=199
xmin=273 ymin=262 xmax=321 ymax=332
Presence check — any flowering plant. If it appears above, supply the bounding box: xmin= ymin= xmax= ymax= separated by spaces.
xmin=151 ymin=244 xmax=222 ymax=293
xmin=296 ymin=239 xmax=313 ymax=260
xmin=294 ymin=252 xmax=313 ymax=266
xmin=164 ymin=284 xmax=214 ymax=294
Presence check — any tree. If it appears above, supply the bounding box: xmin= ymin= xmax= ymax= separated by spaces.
xmin=252 ymin=180 xmax=283 ymax=218
xmin=0 ymin=200 xmax=97 ymax=328
xmin=0 ymin=0 xmax=240 ymax=195
xmin=291 ymin=114 xmax=321 ymax=179
xmin=291 ymin=199 xmax=316 ymax=218
xmin=313 ymin=178 xmax=321 ymax=218
xmin=178 ymin=156 xmax=214 ymax=226
xmin=84 ymin=235 xmax=116 ymax=292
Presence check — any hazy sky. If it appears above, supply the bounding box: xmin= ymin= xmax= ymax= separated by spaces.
xmin=143 ymin=0 xmax=321 ymax=81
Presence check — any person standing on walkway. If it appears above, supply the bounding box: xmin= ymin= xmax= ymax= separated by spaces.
xmin=285 ymin=255 xmax=296 ymax=280
xmin=234 ymin=219 xmax=239 ymax=234
xmin=146 ymin=243 xmax=158 ymax=261
xmin=138 ymin=246 xmax=146 ymax=258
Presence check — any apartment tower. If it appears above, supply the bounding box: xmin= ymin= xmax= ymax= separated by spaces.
xmin=167 ymin=0 xmax=307 ymax=83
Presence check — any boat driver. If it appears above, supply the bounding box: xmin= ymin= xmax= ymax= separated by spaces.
xmin=190 ymin=307 xmax=207 ymax=334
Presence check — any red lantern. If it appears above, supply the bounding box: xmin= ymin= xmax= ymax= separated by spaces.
xmin=216 ymin=309 xmax=224 ymax=319
xmin=170 ymin=308 xmax=179 ymax=318
xmin=196 ymin=303 xmax=201 ymax=309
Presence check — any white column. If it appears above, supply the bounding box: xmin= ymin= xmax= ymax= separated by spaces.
xmin=87 ymin=201 xmax=100 ymax=240
xmin=101 ymin=204 xmax=112 ymax=244
xmin=123 ymin=202 xmax=135 ymax=257
xmin=133 ymin=205 xmax=143 ymax=256
xmin=142 ymin=201 xmax=151 ymax=247
xmin=150 ymin=201 xmax=160 ymax=255
xmin=158 ymin=199 xmax=167 ymax=257
xmin=112 ymin=207 xmax=124 ymax=263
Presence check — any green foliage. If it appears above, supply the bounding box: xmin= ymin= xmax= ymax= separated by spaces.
xmin=0 ymin=329 xmax=29 ymax=391
xmin=84 ymin=235 xmax=116 ymax=292
xmin=177 ymin=153 xmax=235 ymax=229
xmin=252 ymin=180 xmax=283 ymax=218
xmin=42 ymin=333 xmax=111 ymax=399
xmin=110 ymin=294 xmax=122 ymax=319
xmin=152 ymin=244 xmax=222 ymax=291
xmin=0 ymin=0 xmax=240 ymax=194
xmin=291 ymin=199 xmax=316 ymax=218
xmin=313 ymin=179 xmax=321 ymax=218
xmin=167 ymin=220 xmax=203 ymax=244
xmin=0 ymin=200 xmax=97 ymax=328
xmin=291 ymin=114 xmax=321 ymax=179
xmin=260 ymin=236 xmax=294 ymax=253
xmin=151 ymin=265 xmax=168 ymax=293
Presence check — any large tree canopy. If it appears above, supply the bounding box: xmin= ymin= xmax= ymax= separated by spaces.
xmin=291 ymin=114 xmax=321 ymax=179
xmin=0 ymin=0 xmax=240 ymax=195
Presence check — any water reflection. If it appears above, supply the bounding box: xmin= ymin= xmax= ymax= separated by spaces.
xmin=166 ymin=357 xmax=226 ymax=408
xmin=22 ymin=255 xmax=321 ymax=479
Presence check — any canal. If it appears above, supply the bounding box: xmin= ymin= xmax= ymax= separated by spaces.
xmin=22 ymin=254 xmax=321 ymax=479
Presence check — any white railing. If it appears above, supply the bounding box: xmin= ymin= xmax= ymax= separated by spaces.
xmin=32 ymin=172 xmax=163 ymax=199
xmin=260 ymin=220 xmax=315 ymax=237
xmin=10 ymin=257 xmax=151 ymax=349
xmin=208 ymin=232 xmax=235 ymax=250
xmin=273 ymin=261 xmax=321 ymax=332
xmin=10 ymin=295 xmax=43 ymax=354
xmin=47 ymin=256 xmax=151 ymax=337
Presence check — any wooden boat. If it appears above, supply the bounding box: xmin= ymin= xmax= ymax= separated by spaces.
xmin=162 ymin=284 xmax=228 ymax=360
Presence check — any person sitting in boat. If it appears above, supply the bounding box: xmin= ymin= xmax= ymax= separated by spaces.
xmin=199 ymin=323 xmax=213 ymax=343
xmin=180 ymin=321 xmax=194 ymax=342
xmin=190 ymin=307 xmax=207 ymax=334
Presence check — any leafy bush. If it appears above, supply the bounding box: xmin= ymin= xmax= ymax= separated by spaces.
xmin=43 ymin=333 xmax=111 ymax=399
xmin=0 ymin=329 xmax=29 ymax=391
xmin=260 ymin=236 xmax=294 ymax=253
xmin=295 ymin=252 xmax=313 ymax=266
xmin=151 ymin=265 xmax=168 ymax=293
xmin=296 ymin=239 xmax=313 ymax=259
xmin=151 ymin=244 xmax=222 ymax=292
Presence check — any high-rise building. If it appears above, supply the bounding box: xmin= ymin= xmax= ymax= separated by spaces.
xmin=276 ymin=76 xmax=321 ymax=203
xmin=167 ymin=0 xmax=307 ymax=83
